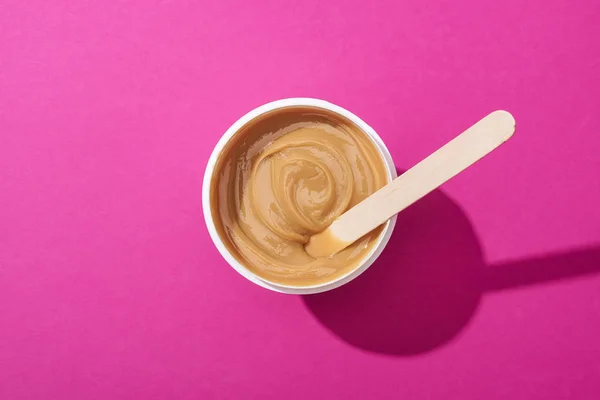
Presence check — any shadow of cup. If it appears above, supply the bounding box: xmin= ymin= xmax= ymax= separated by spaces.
xmin=304 ymin=185 xmax=483 ymax=355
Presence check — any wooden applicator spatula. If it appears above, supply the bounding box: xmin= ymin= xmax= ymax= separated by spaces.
xmin=305 ymin=110 xmax=516 ymax=258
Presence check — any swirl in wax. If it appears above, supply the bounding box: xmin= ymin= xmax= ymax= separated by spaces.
xmin=211 ymin=107 xmax=389 ymax=286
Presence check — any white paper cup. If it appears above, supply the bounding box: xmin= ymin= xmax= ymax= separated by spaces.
xmin=202 ymin=98 xmax=397 ymax=294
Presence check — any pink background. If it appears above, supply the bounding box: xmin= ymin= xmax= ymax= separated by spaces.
xmin=1 ymin=0 xmax=600 ymax=399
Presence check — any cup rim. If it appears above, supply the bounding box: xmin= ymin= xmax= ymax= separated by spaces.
xmin=202 ymin=98 xmax=397 ymax=294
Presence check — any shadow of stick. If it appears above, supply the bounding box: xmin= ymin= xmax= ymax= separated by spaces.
xmin=485 ymin=250 xmax=600 ymax=292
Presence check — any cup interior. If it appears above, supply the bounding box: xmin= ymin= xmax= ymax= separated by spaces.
xmin=202 ymin=98 xmax=397 ymax=294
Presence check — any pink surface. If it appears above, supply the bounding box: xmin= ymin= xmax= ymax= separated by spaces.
xmin=1 ymin=0 xmax=599 ymax=398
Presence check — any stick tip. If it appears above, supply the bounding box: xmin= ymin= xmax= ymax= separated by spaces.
xmin=490 ymin=110 xmax=516 ymax=140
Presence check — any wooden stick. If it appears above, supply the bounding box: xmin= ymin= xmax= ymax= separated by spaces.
xmin=305 ymin=110 xmax=516 ymax=258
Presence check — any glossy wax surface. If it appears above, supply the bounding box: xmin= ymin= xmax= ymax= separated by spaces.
xmin=211 ymin=107 xmax=388 ymax=286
